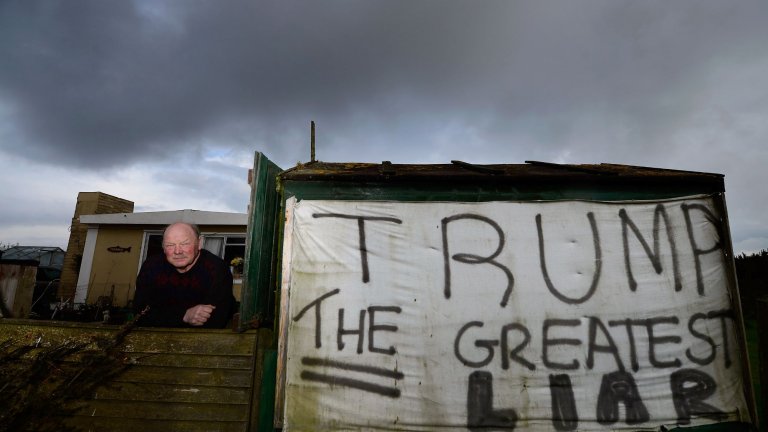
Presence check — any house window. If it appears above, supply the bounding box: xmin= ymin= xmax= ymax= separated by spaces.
xmin=143 ymin=232 xmax=165 ymax=259
xmin=140 ymin=231 xmax=246 ymax=279
xmin=203 ymin=235 xmax=246 ymax=280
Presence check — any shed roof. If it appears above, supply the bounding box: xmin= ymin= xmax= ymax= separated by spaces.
xmin=279 ymin=160 xmax=725 ymax=191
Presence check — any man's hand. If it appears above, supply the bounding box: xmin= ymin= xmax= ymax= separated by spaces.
xmin=183 ymin=304 xmax=216 ymax=326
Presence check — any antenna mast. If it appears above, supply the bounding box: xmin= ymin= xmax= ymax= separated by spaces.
xmin=310 ymin=121 xmax=316 ymax=162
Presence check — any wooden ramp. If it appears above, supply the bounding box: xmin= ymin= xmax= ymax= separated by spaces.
xmin=0 ymin=319 xmax=273 ymax=432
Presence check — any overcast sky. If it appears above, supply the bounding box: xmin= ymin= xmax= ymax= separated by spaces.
xmin=1 ymin=1 xmax=766 ymax=254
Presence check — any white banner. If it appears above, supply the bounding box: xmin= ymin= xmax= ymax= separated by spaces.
xmin=281 ymin=196 xmax=749 ymax=431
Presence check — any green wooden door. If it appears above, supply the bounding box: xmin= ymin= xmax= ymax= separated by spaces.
xmin=240 ymin=152 xmax=282 ymax=332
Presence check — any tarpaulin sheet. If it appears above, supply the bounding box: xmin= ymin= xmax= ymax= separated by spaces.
xmin=280 ymin=196 xmax=749 ymax=431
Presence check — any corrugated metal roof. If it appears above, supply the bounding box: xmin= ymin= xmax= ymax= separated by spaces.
xmin=0 ymin=246 xmax=64 ymax=260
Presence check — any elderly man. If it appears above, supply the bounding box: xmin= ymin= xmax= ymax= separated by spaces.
xmin=133 ymin=222 xmax=236 ymax=328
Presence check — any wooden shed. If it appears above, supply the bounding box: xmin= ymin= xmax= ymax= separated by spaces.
xmin=0 ymin=153 xmax=759 ymax=431
xmin=265 ymin=157 xmax=758 ymax=431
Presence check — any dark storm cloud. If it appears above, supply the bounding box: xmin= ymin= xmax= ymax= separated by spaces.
xmin=0 ymin=0 xmax=767 ymax=253
xmin=0 ymin=1 xmax=247 ymax=166
xmin=476 ymin=2 xmax=768 ymax=163
xmin=2 ymin=0 xmax=767 ymax=169
xmin=0 ymin=0 xmax=522 ymax=167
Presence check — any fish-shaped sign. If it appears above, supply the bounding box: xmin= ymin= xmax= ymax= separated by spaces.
xmin=107 ymin=246 xmax=132 ymax=253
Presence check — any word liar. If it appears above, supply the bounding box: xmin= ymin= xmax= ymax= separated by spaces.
xmin=467 ymin=368 xmax=726 ymax=431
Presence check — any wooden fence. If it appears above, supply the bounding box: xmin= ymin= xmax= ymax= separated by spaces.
xmin=0 ymin=319 xmax=273 ymax=432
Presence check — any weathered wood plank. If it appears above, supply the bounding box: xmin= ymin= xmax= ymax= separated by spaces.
xmin=126 ymin=352 xmax=253 ymax=369
xmin=93 ymin=381 xmax=251 ymax=404
xmin=75 ymin=399 xmax=249 ymax=422
xmin=0 ymin=319 xmax=258 ymax=356
xmin=115 ymin=365 xmax=253 ymax=387
xmin=121 ymin=332 xmax=256 ymax=356
xmin=11 ymin=350 xmax=254 ymax=370
xmin=273 ymin=198 xmax=295 ymax=428
xmin=64 ymin=416 xmax=248 ymax=432
xmin=247 ymin=327 xmax=275 ymax=430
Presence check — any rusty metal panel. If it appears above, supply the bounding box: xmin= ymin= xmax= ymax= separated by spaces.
xmin=0 ymin=263 xmax=36 ymax=318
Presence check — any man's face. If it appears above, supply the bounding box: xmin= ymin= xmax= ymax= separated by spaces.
xmin=162 ymin=223 xmax=202 ymax=273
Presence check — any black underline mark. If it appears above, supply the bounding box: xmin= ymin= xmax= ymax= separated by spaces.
xmin=302 ymin=356 xmax=404 ymax=379
xmin=300 ymin=371 xmax=401 ymax=398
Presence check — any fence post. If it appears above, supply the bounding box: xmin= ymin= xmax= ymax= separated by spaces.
xmin=757 ymin=296 xmax=768 ymax=428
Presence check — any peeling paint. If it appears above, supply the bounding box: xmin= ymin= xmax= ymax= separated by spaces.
xmin=176 ymin=388 xmax=201 ymax=393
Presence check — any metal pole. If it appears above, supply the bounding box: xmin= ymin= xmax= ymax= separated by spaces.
xmin=310 ymin=121 xmax=316 ymax=163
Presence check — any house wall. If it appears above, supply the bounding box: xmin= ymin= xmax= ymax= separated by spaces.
xmin=85 ymin=226 xmax=144 ymax=307
xmin=60 ymin=192 xmax=134 ymax=301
